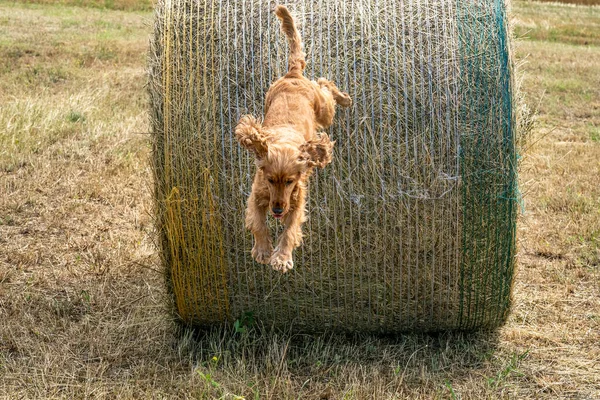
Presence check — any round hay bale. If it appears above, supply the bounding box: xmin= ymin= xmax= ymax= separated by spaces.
xmin=148 ymin=0 xmax=518 ymax=333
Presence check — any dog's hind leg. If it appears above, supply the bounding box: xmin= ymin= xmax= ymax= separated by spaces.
xmin=317 ymin=78 xmax=352 ymax=108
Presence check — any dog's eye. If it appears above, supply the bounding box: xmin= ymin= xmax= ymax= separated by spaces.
xmin=267 ymin=178 xmax=275 ymax=184
xmin=285 ymin=180 xmax=293 ymax=186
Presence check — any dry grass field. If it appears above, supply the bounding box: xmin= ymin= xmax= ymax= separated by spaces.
xmin=531 ymin=0 xmax=600 ymax=5
xmin=0 ymin=1 xmax=598 ymax=399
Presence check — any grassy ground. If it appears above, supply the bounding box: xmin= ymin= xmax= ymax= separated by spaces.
xmin=0 ymin=1 xmax=598 ymax=399
xmin=15 ymin=0 xmax=153 ymax=11
xmin=530 ymin=0 xmax=600 ymax=5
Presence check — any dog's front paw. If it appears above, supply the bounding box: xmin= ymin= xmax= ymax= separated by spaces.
xmin=252 ymin=243 xmax=273 ymax=264
xmin=270 ymin=250 xmax=294 ymax=273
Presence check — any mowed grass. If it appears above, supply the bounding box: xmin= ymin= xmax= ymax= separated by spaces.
xmin=13 ymin=0 xmax=153 ymax=11
xmin=532 ymin=0 xmax=600 ymax=5
xmin=0 ymin=1 xmax=598 ymax=399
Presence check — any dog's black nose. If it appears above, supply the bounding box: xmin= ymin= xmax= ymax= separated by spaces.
xmin=272 ymin=207 xmax=284 ymax=215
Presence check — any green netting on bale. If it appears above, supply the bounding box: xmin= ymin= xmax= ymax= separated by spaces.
xmin=148 ymin=0 xmax=518 ymax=333
xmin=457 ymin=0 xmax=517 ymax=330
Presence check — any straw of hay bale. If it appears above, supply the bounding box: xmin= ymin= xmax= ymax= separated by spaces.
xmin=148 ymin=0 xmax=518 ymax=333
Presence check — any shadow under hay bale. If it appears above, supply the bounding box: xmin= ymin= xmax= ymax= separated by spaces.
xmin=148 ymin=0 xmax=518 ymax=333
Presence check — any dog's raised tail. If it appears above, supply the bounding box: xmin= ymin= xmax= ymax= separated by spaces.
xmin=275 ymin=5 xmax=306 ymax=77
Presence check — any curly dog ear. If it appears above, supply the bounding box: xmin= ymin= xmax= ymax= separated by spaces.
xmin=235 ymin=115 xmax=269 ymax=159
xmin=299 ymin=133 xmax=335 ymax=169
